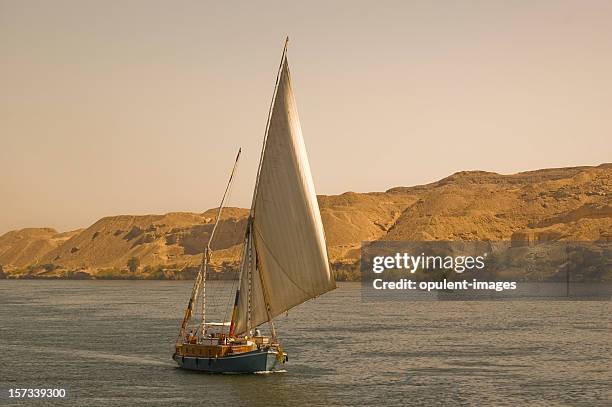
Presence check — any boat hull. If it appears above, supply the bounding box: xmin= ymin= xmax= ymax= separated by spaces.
xmin=173 ymin=348 xmax=285 ymax=373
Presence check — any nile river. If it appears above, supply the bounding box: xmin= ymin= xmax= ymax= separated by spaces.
xmin=0 ymin=281 xmax=609 ymax=406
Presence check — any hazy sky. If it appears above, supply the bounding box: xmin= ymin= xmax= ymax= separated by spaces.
xmin=1 ymin=0 xmax=611 ymax=234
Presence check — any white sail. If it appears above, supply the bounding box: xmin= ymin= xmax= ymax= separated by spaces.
xmin=233 ymin=52 xmax=335 ymax=335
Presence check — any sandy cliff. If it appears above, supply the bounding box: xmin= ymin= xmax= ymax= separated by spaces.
xmin=1 ymin=164 xmax=609 ymax=279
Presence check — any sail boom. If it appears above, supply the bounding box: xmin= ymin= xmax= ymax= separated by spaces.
xmin=249 ymin=36 xmax=289 ymax=213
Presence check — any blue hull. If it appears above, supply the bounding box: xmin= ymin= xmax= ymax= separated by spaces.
xmin=173 ymin=349 xmax=285 ymax=373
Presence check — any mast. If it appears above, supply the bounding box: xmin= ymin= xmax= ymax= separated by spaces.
xmin=200 ymin=148 xmax=241 ymax=335
xmin=177 ymin=148 xmax=241 ymax=342
xmin=251 ymin=37 xmax=289 ymax=338
xmin=230 ymin=37 xmax=289 ymax=339
xmin=231 ymin=37 xmax=335 ymax=337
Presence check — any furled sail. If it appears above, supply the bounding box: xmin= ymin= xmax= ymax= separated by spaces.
xmin=232 ymin=49 xmax=336 ymax=336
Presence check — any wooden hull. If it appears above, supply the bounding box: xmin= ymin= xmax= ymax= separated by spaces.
xmin=173 ymin=348 xmax=286 ymax=373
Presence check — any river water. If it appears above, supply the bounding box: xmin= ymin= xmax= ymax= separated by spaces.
xmin=0 ymin=281 xmax=609 ymax=406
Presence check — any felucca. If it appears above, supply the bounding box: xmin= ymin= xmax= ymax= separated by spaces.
xmin=173 ymin=38 xmax=336 ymax=373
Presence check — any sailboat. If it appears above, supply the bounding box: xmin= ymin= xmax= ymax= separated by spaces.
xmin=172 ymin=38 xmax=336 ymax=373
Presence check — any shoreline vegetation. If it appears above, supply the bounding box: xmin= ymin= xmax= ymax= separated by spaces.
xmin=0 ymin=261 xmax=362 ymax=281
xmin=1 ymin=164 xmax=610 ymax=282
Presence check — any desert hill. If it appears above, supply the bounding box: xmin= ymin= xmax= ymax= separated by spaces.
xmin=0 ymin=164 xmax=609 ymax=279
xmin=384 ymin=164 xmax=611 ymax=242
xmin=0 ymin=228 xmax=81 ymax=268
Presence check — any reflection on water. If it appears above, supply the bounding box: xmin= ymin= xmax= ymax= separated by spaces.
xmin=0 ymin=281 xmax=610 ymax=406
